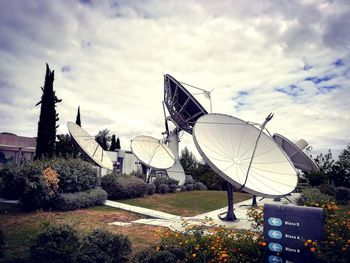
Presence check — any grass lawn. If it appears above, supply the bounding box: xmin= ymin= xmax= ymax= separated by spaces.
xmin=120 ymin=190 xmax=251 ymax=216
xmin=0 ymin=203 xmax=163 ymax=261
xmin=0 ymin=190 xmax=245 ymax=261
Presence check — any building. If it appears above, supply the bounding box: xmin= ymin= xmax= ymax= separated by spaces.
xmin=106 ymin=149 xmax=141 ymax=174
xmin=0 ymin=132 xmax=36 ymax=169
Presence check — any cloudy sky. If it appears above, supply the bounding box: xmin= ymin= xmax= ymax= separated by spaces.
xmin=0 ymin=0 xmax=349 ymax=160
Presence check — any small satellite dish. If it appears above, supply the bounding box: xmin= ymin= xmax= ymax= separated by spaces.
xmin=164 ymin=74 xmax=208 ymax=134
xmin=130 ymin=135 xmax=176 ymax=170
xmin=193 ymin=113 xmax=298 ymax=198
xmin=166 ymin=160 xmax=186 ymax=185
xmin=67 ymin=122 xmax=113 ymax=170
xmin=273 ymin=133 xmax=319 ymax=173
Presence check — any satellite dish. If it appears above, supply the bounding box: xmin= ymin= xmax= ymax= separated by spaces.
xmin=164 ymin=74 xmax=208 ymax=134
xmin=67 ymin=122 xmax=113 ymax=170
xmin=166 ymin=160 xmax=186 ymax=185
xmin=130 ymin=135 xmax=176 ymax=170
xmin=273 ymin=133 xmax=320 ymax=173
xmin=193 ymin=113 xmax=298 ymax=198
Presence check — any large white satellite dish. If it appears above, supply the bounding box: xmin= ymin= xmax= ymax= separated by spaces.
xmin=130 ymin=135 xmax=176 ymax=170
xmin=166 ymin=160 xmax=186 ymax=185
xmin=273 ymin=133 xmax=319 ymax=173
xmin=67 ymin=122 xmax=113 ymax=170
xmin=193 ymin=113 xmax=298 ymax=198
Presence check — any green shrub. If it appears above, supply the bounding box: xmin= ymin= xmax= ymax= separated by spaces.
xmin=101 ymin=174 xmax=147 ymax=200
xmin=169 ymin=184 xmax=178 ymax=193
xmin=20 ymin=164 xmax=59 ymax=210
xmin=0 ymin=165 xmax=25 ymax=199
xmin=78 ymin=229 xmax=131 ymax=263
xmin=195 ymin=182 xmax=207 ymax=191
xmin=186 ymin=184 xmax=194 ymax=191
xmin=30 ymin=224 xmax=80 ymax=263
xmin=184 ymin=176 xmax=195 ymax=186
xmin=149 ymin=250 xmax=177 ymax=263
xmin=334 ymin=187 xmax=350 ymax=205
xmin=180 ymin=185 xmax=186 ymax=192
xmin=317 ymin=184 xmax=335 ymax=196
xmin=50 ymin=158 xmax=98 ymax=193
xmin=0 ymin=228 xmax=4 ymax=257
xmin=132 ymin=247 xmax=155 ymax=263
xmin=147 ymin=183 xmax=156 ymax=195
xmin=152 ymin=177 xmax=179 ymax=191
xmin=159 ymin=184 xmax=169 ymax=194
xmin=296 ymin=187 xmax=335 ymax=206
xmin=55 ymin=188 xmax=107 ymax=211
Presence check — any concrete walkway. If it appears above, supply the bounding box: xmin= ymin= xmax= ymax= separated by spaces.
xmin=106 ymin=193 xmax=300 ymax=231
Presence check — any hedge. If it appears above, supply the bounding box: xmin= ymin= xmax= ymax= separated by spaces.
xmin=30 ymin=224 xmax=80 ymax=263
xmin=101 ymin=174 xmax=147 ymax=200
xmin=78 ymin=229 xmax=131 ymax=263
xmin=0 ymin=228 xmax=4 ymax=257
xmin=55 ymin=188 xmax=107 ymax=211
xmin=334 ymin=187 xmax=350 ymax=205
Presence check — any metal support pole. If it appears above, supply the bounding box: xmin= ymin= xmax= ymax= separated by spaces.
xmin=218 ymin=182 xmax=238 ymax=221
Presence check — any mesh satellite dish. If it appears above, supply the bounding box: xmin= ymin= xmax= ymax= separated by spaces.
xmin=130 ymin=135 xmax=176 ymax=170
xmin=67 ymin=122 xmax=113 ymax=170
xmin=273 ymin=133 xmax=319 ymax=173
xmin=164 ymin=74 xmax=208 ymax=134
xmin=193 ymin=113 xmax=298 ymax=221
xmin=162 ymin=74 xmax=209 ymax=184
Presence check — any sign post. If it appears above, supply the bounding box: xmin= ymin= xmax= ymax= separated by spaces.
xmin=264 ymin=204 xmax=323 ymax=263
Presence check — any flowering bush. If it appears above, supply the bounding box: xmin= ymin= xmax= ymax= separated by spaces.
xmin=152 ymin=218 xmax=266 ymax=262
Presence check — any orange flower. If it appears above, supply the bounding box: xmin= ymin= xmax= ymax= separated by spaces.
xmin=262 ymin=242 xmax=267 ymax=247
xmin=310 ymin=247 xmax=316 ymax=253
xmin=175 ymin=233 xmax=179 ymax=238
xmin=307 ymin=239 xmax=312 ymax=244
xmin=192 ymin=253 xmax=196 ymax=258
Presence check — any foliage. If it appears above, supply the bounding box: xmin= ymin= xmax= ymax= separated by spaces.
xmin=180 ymin=185 xmax=186 ymax=192
xmin=247 ymin=207 xmax=264 ymax=231
xmin=186 ymin=184 xmax=194 ymax=191
xmin=159 ymin=184 xmax=169 ymax=194
xmin=147 ymin=183 xmax=156 ymax=195
xmin=155 ymin=218 xmax=266 ymax=262
xmin=191 ymin=163 xmax=226 ymax=190
xmin=30 ymin=224 xmax=80 ymax=263
xmin=55 ymin=134 xmax=79 ymax=158
xmin=317 ymin=184 xmax=335 ymax=196
xmin=184 ymin=175 xmax=195 ymax=186
xmin=78 ymin=229 xmax=131 ymax=263
xmin=76 ymin=106 xmax=81 ymax=127
xmin=101 ymin=174 xmax=147 ymax=200
xmin=296 ymin=187 xmax=335 ymax=206
xmin=332 ymin=144 xmax=350 ymax=188
xmin=169 ymin=184 xmax=178 ymax=193
xmin=0 ymin=165 xmax=25 ymax=199
xmin=304 ymin=172 xmax=328 ymax=187
xmin=55 ymin=188 xmax=107 ymax=211
xmin=49 ymin=158 xmax=98 ymax=193
xmin=116 ymin=137 xmax=121 ymax=150
xmin=180 ymin=147 xmax=198 ymax=174
xmin=35 ymin=63 xmax=62 ymax=159
xmin=110 ymin=135 xmax=117 ymax=151
xmin=152 ymin=177 xmax=179 ymax=191
xmin=334 ymin=187 xmax=350 ymax=205
xmin=0 ymin=228 xmax=4 ymax=257
xmin=195 ymin=182 xmax=207 ymax=191
xmin=95 ymin=129 xmax=111 ymax=150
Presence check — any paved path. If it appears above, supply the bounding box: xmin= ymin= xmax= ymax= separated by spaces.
xmin=106 ymin=193 xmax=300 ymax=231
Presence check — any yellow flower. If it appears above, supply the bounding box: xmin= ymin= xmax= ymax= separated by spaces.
xmin=192 ymin=253 xmax=196 ymax=258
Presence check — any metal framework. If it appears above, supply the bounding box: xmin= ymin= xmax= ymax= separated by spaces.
xmin=164 ymin=74 xmax=208 ymax=134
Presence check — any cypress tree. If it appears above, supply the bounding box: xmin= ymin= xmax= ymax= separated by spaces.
xmin=76 ymin=106 xmax=81 ymax=127
xmin=35 ymin=63 xmax=62 ymax=159
xmin=116 ymin=137 xmax=121 ymax=150
xmin=110 ymin=135 xmax=117 ymax=151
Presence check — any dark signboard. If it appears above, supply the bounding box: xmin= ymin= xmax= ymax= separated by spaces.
xmin=264 ymin=204 xmax=323 ymax=263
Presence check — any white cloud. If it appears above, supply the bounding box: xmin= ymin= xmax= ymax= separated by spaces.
xmin=0 ymin=0 xmax=349 ymax=159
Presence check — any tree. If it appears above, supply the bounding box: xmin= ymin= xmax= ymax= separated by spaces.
xmin=179 ymin=147 xmax=198 ymax=174
xmin=55 ymin=134 xmax=79 ymax=158
xmin=116 ymin=137 xmax=121 ymax=150
xmin=76 ymin=106 xmax=81 ymax=127
xmin=35 ymin=63 xmax=62 ymax=159
xmin=110 ymin=135 xmax=117 ymax=151
xmin=332 ymin=143 xmax=350 ymax=187
xmin=95 ymin=129 xmax=111 ymax=150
